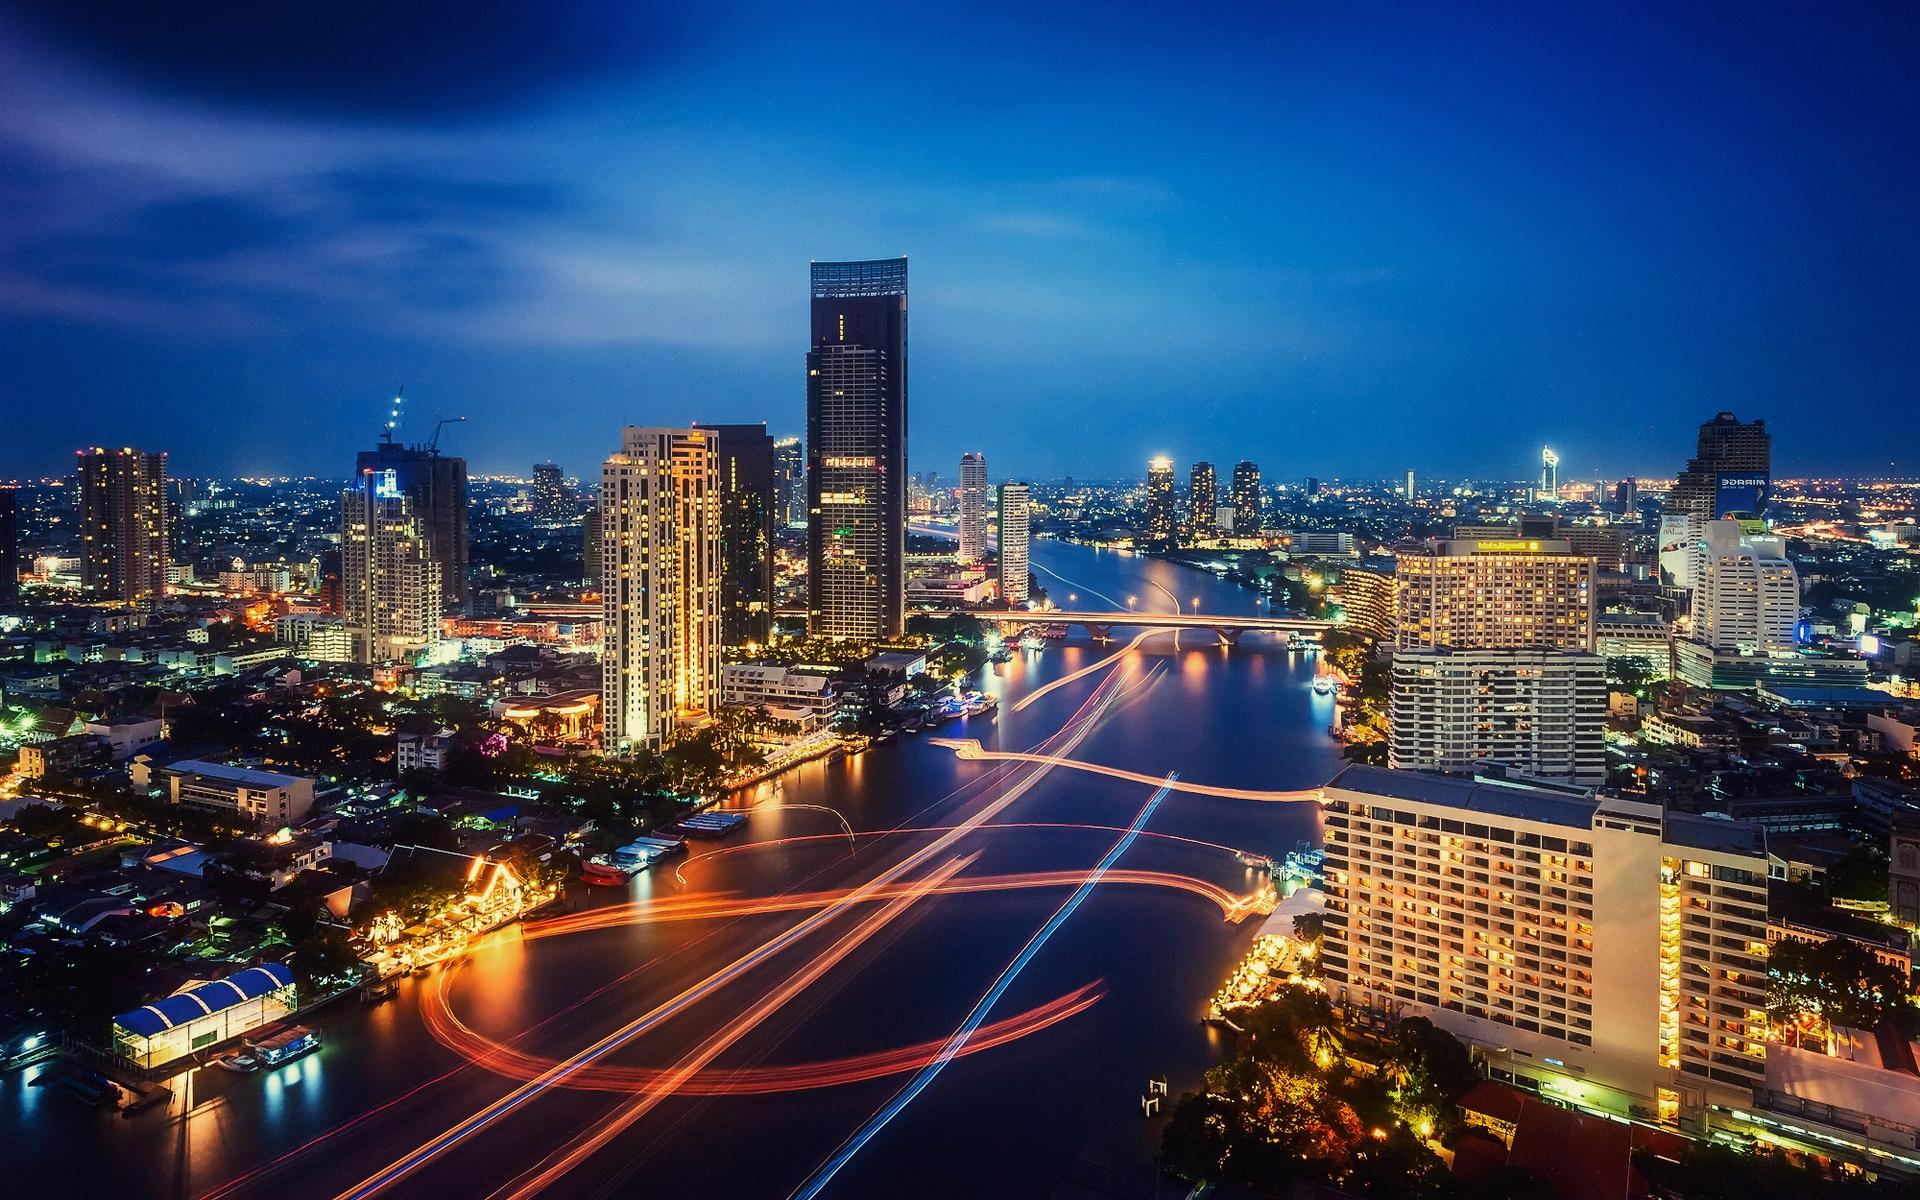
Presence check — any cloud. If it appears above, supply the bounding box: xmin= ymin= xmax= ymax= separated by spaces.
xmin=0 ymin=2 xmax=702 ymax=121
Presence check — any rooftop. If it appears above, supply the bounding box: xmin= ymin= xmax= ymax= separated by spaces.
xmin=112 ymin=963 xmax=294 ymax=1038
xmin=1326 ymin=765 xmax=1599 ymax=830
xmin=170 ymin=760 xmax=310 ymax=790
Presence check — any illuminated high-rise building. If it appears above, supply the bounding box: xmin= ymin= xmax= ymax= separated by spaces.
xmin=696 ymin=422 xmax=776 ymax=647
xmin=1187 ymin=461 xmax=1216 ymax=538
xmin=341 ymin=469 xmax=443 ymax=664
xmin=601 ymin=427 xmax=722 ymax=752
xmin=773 ymin=436 xmax=805 ymax=529
xmin=1144 ymin=457 xmax=1176 ymax=545
xmin=1667 ymin=412 xmax=1771 ymax=520
xmin=807 ymin=257 xmax=907 ymax=640
xmin=1691 ymin=519 xmax=1798 ymax=656
xmin=1394 ymin=537 xmax=1596 ymax=653
xmin=76 ymin=447 xmax=170 ymax=604
xmin=532 ymin=462 xmax=569 ymax=522
xmin=1231 ymin=461 xmax=1262 ymax=533
xmin=582 ymin=504 xmax=602 ymax=589
xmin=1320 ymin=765 xmax=1768 ymax=1127
xmin=997 ymin=482 xmax=1031 ymax=605
xmin=1404 ymin=469 xmax=1416 ymax=500
xmin=958 ymin=452 xmax=989 ymax=564
xmin=1538 ymin=447 xmax=1560 ymax=503
xmin=356 ymin=437 xmax=468 ymax=609
xmin=1392 ymin=537 xmax=1601 ymax=784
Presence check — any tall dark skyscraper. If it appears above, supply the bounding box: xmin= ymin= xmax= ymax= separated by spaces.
xmin=807 ymin=256 xmax=907 ymax=640
xmin=696 ymin=422 xmax=776 ymax=647
xmin=356 ymin=436 xmax=469 ymax=609
xmin=1187 ymin=461 xmax=1216 ymax=537
xmin=76 ymin=447 xmax=170 ymax=604
xmin=1231 ymin=461 xmax=1262 ymax=533
xmin=0 ymin=487 xmax=18 ymax=608
xmin=1666 ymin=412 xmax=1771 ymax=520
xmin=773 ymin=436 xmax=804 ymax=529
xmin=531 ymin=462 xmax=569 ymax=522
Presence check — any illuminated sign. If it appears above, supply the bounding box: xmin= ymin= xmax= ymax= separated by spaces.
xmin=1474 ymin=540 xmax=1546 ymax=552
xmin=374 ymin=469 xmax=401 ymax=499
xmin=822 ymin=456 xmax=876 ymax=469
xmin=1714 ymin=472 xmax=1770 ymax=518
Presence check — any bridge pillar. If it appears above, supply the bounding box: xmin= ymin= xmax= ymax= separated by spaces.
xmin=1084 ymin=624 xmax=1112 ymax=643
xmin=1214 ymin=628 xmax=1241 ymax=646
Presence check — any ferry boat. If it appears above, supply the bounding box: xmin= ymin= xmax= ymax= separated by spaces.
xmin=1312 ymin=677 xmax=1335 ymax=696
xmin=249 ymin=1026 xmax=321 ymax=1069
xmin=213 ymin=1052 xmax=261 ymax=1073
xmin=678 ymin=811 xmax=749 ymax=839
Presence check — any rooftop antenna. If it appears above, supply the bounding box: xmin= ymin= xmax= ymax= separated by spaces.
xmin=381 ymin=385 xmax=405 ymax=445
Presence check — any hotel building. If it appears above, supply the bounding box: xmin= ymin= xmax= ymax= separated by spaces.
xmin=1321 ymin=765 xmax=1769 ymax=1130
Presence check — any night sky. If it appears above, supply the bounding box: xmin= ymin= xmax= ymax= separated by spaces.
xmin=1 ymin=3 xmax=1914 ymax=482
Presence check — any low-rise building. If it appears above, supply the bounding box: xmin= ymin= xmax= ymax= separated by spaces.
xmin=18 ymin=733 xmax=112 ymax=780
xmin=111 ymin=963 xmax=297 ymax=1070
xmin=167 ymin=761 xmax=315 ymax=827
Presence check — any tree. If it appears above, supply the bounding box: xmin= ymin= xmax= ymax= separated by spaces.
xmin=1769 ymin=936 xmax=1915 ymax=1039
xmin=1381 ymin=1016 xmax=1478 ymax=1131
xmin=1826 ymin=845 xmax=1890 ymax=905
xmin=1606 ymin=655 xmax=1658 ymax=700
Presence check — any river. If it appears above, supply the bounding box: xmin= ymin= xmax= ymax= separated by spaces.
xmin=4 ymin=538 xmax=1338 ymax=1199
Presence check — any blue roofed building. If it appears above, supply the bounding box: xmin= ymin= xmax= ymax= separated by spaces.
xmin=111 ymin=963 xmax=297 ymax=1069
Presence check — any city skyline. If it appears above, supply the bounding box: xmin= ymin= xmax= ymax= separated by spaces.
xmin=3 ymin=7 xmax=1916 ymax=481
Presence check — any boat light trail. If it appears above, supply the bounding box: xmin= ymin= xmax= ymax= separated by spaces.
xmin=484 ymin=854 xmax=977 ymax=1200
xmin=789 ymin=774 xmax=1179 ymax=1200
xmin=928 ymin=737 xmax=1322 ymax=802
xmin=1011 ymin=627 xmax=1165 ymax=712
xmin=334 ymin=669 xmax=1141 ymax=1200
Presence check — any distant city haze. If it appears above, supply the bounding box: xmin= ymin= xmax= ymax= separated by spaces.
xmin=0 ymin=5 xmax=1914 ymax=480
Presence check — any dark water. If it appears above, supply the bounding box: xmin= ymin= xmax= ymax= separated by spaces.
xmin=4 ymin=540 xmax=1337 ymax=1199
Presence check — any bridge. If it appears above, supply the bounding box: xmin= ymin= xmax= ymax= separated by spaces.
xmin=964 ymin=608 xmax=1334 ymax=645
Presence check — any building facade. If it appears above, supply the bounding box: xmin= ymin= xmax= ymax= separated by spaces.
xmin=1187 ymin=461 xmax=1217 ymax=538
xmin=532 ymin=462 xmax=569 ymax=522
xmin=697 ymin=422 xmax=777 ymax=648
xmin=355 ymin=439 xmax=469 ymax=608
xmin=1388 ymin=650 xmax=1607 ymax=784
xmin=998 ymin=482 xmax=1031 ymax=605
xmin=1667 ymin=411 xmax=1771 ymax=520
xmin=1691 ymin=519 xmax=1798 ymax=656
xmin=168 ymin=760 xmax=316 ymax=825
xmin=341 ymin=470 xmax=443 ymax=665
xmin=958 ymin=452 xmax=989 ymax=564
xmin=600 ymin=426 xmax=722 ymax=752
xmin=1144 ymin=457 xmax=1176 ymax=546
xmin=1231 ymin=461 xmax=1262 ymax=534
xmin=773 ymin=436 xmax=805 ymax=530
xmin=1320 ymin=765 xmax=1769 ymax=1129
xmin=76 ymin=447 xmax=171 ymax=604
xmin=807 ymin=257 xmax=907 ymax=640
xmin=1394 ymin=538 xmax=1596 ymax=653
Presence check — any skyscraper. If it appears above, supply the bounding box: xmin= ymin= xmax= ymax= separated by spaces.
xmin=1667 ymin=412 xmax=1771 ymax=520
xmin=1144 ymin=457 xmax=1176 ymax=546
xmin=341 ymin=469 xmax=443 ymax=664
xmin=1538 ymin=447 xmax=1560 ymax=503
xmin=532 ymin=462 xmax=569 ymax=522
xmin=807 ymin=257 xmax=908 ymax=640
xmin=601 ymin=427 xmax=721 ymax=752
xmin=1613 ymin=477 xmax=1639 ymax=516
xmin=1691 ymin=520 xmax=1799 ymax=656
xmin=1391 ymin=536 xmax=1602 ymax=784
xmin=1404 ymin=469 xmax=1416 ymax=500
xmin=773 ymin=436 xmax=805 ymax=530
xmin=958 ymin=452 xmax=988 ymax=564
xmin=696 ymin=422 xmax=776 ymax=648
xmin=1231 ymin=461 xmax=1262 ymax=534
xmin=76 ymin=447 xmax=170 ymax=604
xmin=1187 ymin=461 xmax=1216 ymax=538
xmin=356 ymin=437 xmax=469 ymax=609
xmin=582 ymin=504 xmax=603 ymax=590
xmin=998 ymin=482 xmax=1031 ymax=605
xmin=0 ymin=488 xmax=18 ymax=608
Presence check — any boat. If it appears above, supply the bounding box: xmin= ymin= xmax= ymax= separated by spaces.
xmin=359 ymin=976 xmax=399 ymax=1005
xmin=214 ymin=1052 xmax=260 ymax=1073
xmin=579 ymin=859 xmax=633 ymax=887
xmin=248 ymin=1025 xmax=321 ymax=1068
xmin=678 ymin=811 xmax=749 ymax=839
xmin=1312 ymin=677 xmax=1335 ymax=696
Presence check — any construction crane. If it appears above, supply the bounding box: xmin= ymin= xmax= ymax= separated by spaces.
xmin=428 ymin=416 xmax=466 ymax=453
xmin=379 ymin=385 xmax=406 ymax=444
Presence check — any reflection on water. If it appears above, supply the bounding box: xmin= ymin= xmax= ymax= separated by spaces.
xmin=4 ymin=538 xmax=1342 ymax=1199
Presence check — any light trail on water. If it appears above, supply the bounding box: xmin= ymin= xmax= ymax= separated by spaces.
xmin=928 ymin=737 xmax=1323 ymax=802
xmin=789 ymin=774 xmax=1181 ymax=1199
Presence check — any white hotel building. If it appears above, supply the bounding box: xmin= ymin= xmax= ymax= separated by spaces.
xmin=1320 ymin=765 xmax=1769 ymax=1131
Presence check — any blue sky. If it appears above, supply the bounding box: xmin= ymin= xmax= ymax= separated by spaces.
xmin=1 ymin=3 xmax=1914 ymax=482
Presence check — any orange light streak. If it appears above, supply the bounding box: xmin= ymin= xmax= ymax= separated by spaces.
xmin=928 ymin=737 xmax=1323 ymax=801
